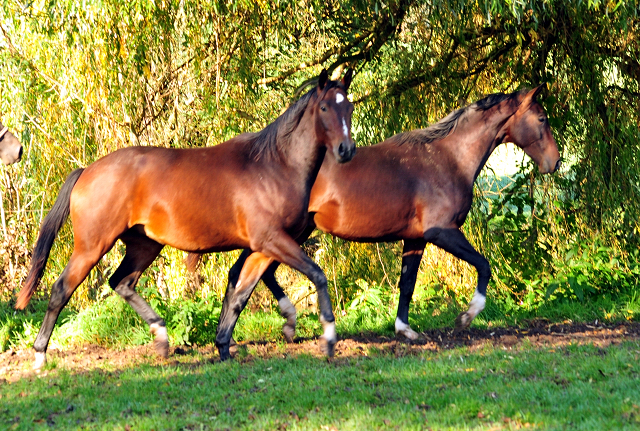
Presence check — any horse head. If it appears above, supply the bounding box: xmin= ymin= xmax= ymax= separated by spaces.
xmin=503 ymin=84 xmax=561 ymax=174
xmin=314 ymin=69 xmax=355 ymax=163
xmin=0 ymin=122 xmax=23 ymax=165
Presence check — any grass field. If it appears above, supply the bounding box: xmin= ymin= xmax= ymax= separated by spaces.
xmin=2 ymin=290 xmax=639 ymax=430
xmin=2 ymin=333 xmax=640 ymax=430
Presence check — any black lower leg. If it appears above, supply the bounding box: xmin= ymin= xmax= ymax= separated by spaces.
xmin=424 ymin=227 xmax=491 ymax=328
xmin=396 ymin=249 xmax=424 ymax=324
xmin=262 ymin=262 xmax=286 ymax=301
xmin=424 ymin=227 xmax=491 ymax=292
xmin=215 ymin=249 xmax=256 ymax=360
xmin=216 ymin=279 xmax=257 ymax=360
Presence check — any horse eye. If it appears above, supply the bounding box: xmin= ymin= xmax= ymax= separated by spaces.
xmin=320 ymin=105 xmax=327 ymax=112
xmin=539 ymin=117 xmax=545 ymax=123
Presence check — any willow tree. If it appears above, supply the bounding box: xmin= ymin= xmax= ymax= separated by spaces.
xmin=1 ymin=0 xmax=638 ymax=308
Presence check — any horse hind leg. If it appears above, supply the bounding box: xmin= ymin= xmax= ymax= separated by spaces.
xmin=32 ymin=250 xmax=105 ymax=369
xmin=262 ymin=262 xmax=296 ymax=343
xmin=424 ymin=227 xmax=490 ymax=332
xmin=109 ymin=236 xmax=166 ymax=357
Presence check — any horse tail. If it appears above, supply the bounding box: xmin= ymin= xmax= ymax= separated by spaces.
xmin=184 ymin=253 xmax=202 ymax=273
xmin=16 ymin=168 xmax=84 ymax=310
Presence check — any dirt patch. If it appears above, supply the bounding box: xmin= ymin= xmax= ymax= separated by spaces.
xmin=1 ymin=321 xmax=638 ymax=382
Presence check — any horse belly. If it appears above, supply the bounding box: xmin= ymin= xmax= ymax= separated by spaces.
xmin=140 ymin=201 xmax=250 ymax=252
xmin=314 ymin=198 xmax=422 ymax=242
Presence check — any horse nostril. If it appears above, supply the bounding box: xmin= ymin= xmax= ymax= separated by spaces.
xmin=338 ymin=142 xmax=346 ymax=158
xmin=554 ymin=158 xmax=562 ymax=172
xmin=18 ymin=146 xmax=23 ymax=160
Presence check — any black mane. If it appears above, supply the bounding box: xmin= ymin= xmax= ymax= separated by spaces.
xmin=249 ymin=80 xmax=344 ymax=161
xmin=393 ymin=91 xmax=518 ymax=147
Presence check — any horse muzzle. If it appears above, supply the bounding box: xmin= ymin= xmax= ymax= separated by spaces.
xmin=553 ymin=158 xmax=562 ymax=173
xmin=334 ymin=140 xmax=356 ymax=163
xmin=0 ymin=129 xmax=23 ymax=165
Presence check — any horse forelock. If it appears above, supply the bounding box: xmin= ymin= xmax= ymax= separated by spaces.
xmin=249 ymin=80 xmax=344 ymax=162
xmin=392 ymin=91 xmax=520 ymax=147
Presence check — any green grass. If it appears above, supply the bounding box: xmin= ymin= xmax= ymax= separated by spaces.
xmin=2 ymin=341 xmax=640 ymax=430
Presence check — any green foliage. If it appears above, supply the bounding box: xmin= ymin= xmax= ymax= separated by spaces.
xmin=0 ymin=0 xmax=639 ymax=326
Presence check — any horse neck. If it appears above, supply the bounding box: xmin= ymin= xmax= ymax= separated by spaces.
xmin=281 ymin=105 xmax=327 ymax=190
xmin=444 ymin=99 xmax=519 ymax=185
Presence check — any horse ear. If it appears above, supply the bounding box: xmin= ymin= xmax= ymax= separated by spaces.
xmin=342 ymin=68 xmax=353 ymax=91
xmin=318 ymin=69 xmax=328 ymax=91
xmin=520 ymin=83 xmax=546 ymax=106
xmin=532 ymin=83 xmax=546 ymax=100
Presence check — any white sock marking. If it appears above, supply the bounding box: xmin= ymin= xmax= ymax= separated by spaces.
xmin=150 ymin=323 xmax=168 ymax=342
xmin=320 ymin=316 xmax=337 ymax=342
xmin=467 ymin=291 xmax=486 ymax=320
xmin=336 ymin=93 xmax=344 ymax=104
xmin=34 ymin=351 xmax=46 ymax=370
xmin=395 ymin=317 xmax=419 ymax=340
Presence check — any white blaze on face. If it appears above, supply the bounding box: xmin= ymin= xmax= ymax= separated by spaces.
xmin=336 ymin=93 xmax=344 ymax=104
xmin=342 ymin=118 xmax=349 ymax=139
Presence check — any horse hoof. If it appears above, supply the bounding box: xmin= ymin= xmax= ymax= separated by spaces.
xmin=397 ymin=327 xmax=419 ymax=341
xmin=282 ymin=323 xmax=295 ymax=343
xmin=33 ymin=351 xmax=46 ymax=370
xmin=454 ymin=311 xmax=471 ymax=333
xmin=395 ymin=317 xmax=419 ymax=340
xmin=319 ymin=336 xmax=336 ymax=358
xmin=218 ymin=344 xmax=231 ymax=361
xmin=150 ymin=324 xmax=169 ymax=358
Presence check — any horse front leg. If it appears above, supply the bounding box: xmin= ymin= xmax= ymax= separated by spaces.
xmin=265 ymin=239 xmax=336 ymax=357
xmin=260 ymin=223 xmax=315 ymax=342
xmin=424 ymin=227 xmax=491 ymax=331
xmin=395 ymin=239 xmax=426 ymax=340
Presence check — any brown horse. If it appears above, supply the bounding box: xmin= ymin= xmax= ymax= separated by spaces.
xmin=0 ymin=121 xmax=23 ymax=165
xmin=206 ymin=85 xmax=560 ymax=346
xmin=16 ymin=69 xmax=355 ymax=369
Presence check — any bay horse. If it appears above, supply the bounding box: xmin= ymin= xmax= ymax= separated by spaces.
xmin=202 ymin=84 xmax=560 ymax=346
xmin=16 ymin=69 xmax=355 ymax=369
xmin=0 ymin=121 xmax=23 ymax=165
